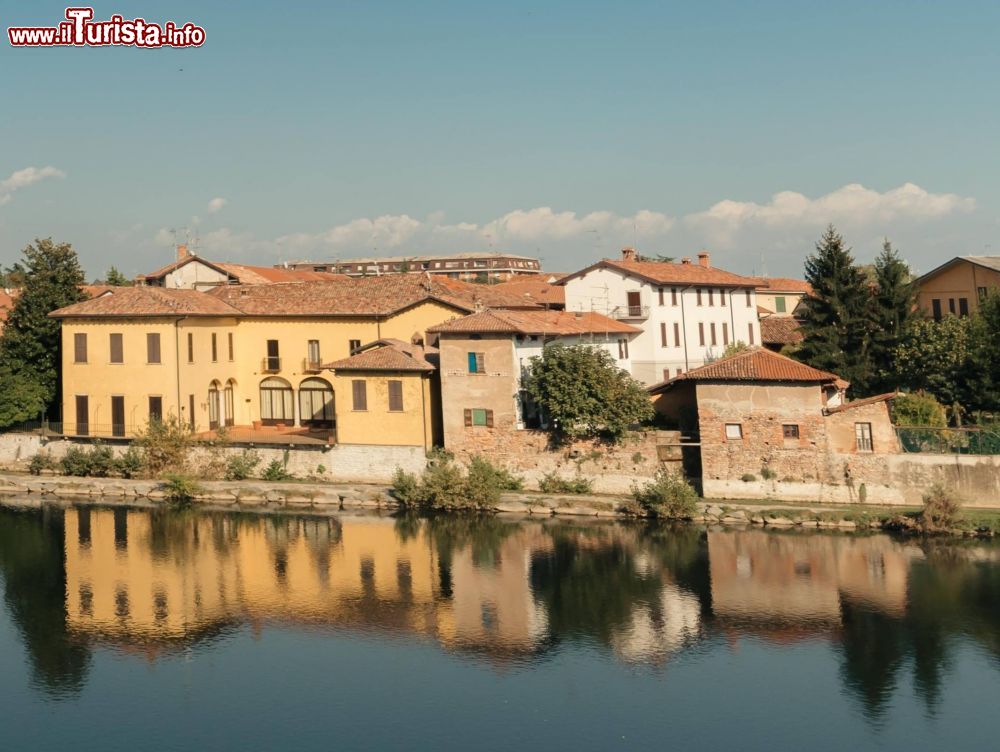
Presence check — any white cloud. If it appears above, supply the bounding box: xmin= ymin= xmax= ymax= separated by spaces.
xmin=0 ymin=165 xmax=66 ymax=205
xmin=207 ymin=197 xmax=227 ymax=214
xmin=481 ymin=207 xmax=674 ymax=242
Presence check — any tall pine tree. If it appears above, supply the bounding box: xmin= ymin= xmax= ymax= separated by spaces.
xmin=797 ymin=225 xmax=874 ymax=395
xmin=869 ymin=239 xmax=915 ymax=394
xmin=0 ymin=239 xmax=86 ymax=426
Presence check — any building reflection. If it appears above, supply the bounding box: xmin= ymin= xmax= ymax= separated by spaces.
xmin=1 ymin=502 xmax=998 ymax=716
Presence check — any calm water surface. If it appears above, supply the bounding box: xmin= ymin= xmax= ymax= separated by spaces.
xmin=1 ymin=500 xmax=998 ymax=751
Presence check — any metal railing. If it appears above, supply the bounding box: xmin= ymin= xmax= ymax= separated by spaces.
xmin=302 ymin=357 xmax=323 ymax=373
xmin=262 ymin=356 xmax=282 ymax=373
xmin=610 ymin=305 xmax=650 ymax=320
xmin=895 ymin=426 xmax=1000 ymax=455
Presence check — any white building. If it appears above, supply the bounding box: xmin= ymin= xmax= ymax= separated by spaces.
xmin=559 ymin=248 xmax=760 ymax=385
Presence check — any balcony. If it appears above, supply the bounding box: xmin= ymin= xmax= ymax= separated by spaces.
xmin=262 ymin=356 xmax=282 ymax=373
xmin=302 ymin=357 xmax=323 ymax=373
xmin=610 ymin=305 xmax=650 ymax=320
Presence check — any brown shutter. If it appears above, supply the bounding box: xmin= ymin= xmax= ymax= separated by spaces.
xmin=464 ymin=409 xmax=473 ymax=427
xmin=485 ymin=410 xmax=494 ymax=428
xmin=147 ymin=333 xmax=161 ymax=363
xmin=658 ymin=287 xmax=664 ymax=305
xmin=476 ymin=352 xmax=485 ymax=373
xmin=711 ymin=323 xmax=717 ymax=346
xmin=109 ymin=333 xmax=123 ymax=363
xmin=698 ymin=323 xmax=705 ymax=346
xmin=748 ymin=322 xmax=755 ymax=345
xmin=352 ymin=379 xmax=367 ymax=410
xmin=74 ymin=332 xmax=87 ymax=363
xmin=388 ymin=380 xmax=403 ymax=411
xmin=660 ymin=322 xmax=667 ymax=347
xmin=723 ymin=323 xmax=729 ymax=345
xmin=228 ymin=333 xmax=234 ymax=360
xmin=720 ymin=289 xmax=727 ymax=307
xmin=187 ymin=332 xmax=194 ymax=362
xmin=673 ymin=323 xmax=680 ymax=347
xmin=211 ymin=333 xmax=218 ymax=362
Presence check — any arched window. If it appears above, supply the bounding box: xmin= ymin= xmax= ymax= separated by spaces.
xmin=208 ymin=380 xmax=221 ymax=430
xmin=260 ymin=377 xmax=294 ymax=425
xmin=224 ymin=379 xmax=236 ymax=427
xmin=299 ymin=377 xmax=334 ymax=428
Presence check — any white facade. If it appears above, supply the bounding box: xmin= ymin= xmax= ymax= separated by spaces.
xmin=562 ymin=266 xmax=758 ymax=384
xmin=158 ymin=259 xmax=230 ymax=290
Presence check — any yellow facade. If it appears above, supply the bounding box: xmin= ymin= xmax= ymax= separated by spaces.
xmin=331 ymin=371 xmax=439 ymax=449
xmin=915 ymin=258 xmax=1000 ymax=318
xmin=58 ymin=299 xmax=463 ymax=444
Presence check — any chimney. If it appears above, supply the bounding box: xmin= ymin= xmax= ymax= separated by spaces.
xmin=697 ymin=251 xmax=711 ymax=268
xmin=621 ymin=247 xmax=637 ymax=262
xmin=680 ymin=256 xmax=691 ymax=265
xmin=176 ymin=243 xmax=190 ymax=262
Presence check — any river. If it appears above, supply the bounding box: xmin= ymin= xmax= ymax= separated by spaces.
xmin=0 ymin=500 xmax=997 ymax=751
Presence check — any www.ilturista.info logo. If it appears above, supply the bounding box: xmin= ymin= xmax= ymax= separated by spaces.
xmin=8 ymin=7 xmax=205 ymax=48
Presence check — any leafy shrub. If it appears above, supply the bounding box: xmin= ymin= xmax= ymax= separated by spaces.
xmin=261 ymin=458 xmax=293 ymax=482
xmin=135 ymin=415 xmax=192 ymax=475
xmin=467 ymin=455 xmax=523 ymax=491
xmin=538 ymin=472 xmax=593 ymax=495
xmin=86 ymin=442 xmax=116 ymax=477
xmin=391 ymin=456 xmax=513 ymax=511
xmin=760 ymin=467 xmax=777 ymax=480
xmin=225 ymin=450 xmax=261 ymax=481
xmin=391 ymin=468 xmax=422 ymax=505
xmin=891 ymin=392 xmax=948 ymax=427
xmin=631 ymin=452 xmax=644 ymax=464
xmin=630 ymin=469 xmax=699 ymax=519
xmin=741 ymin=473 xmax=757 ymax=482
xmin=858 ymin=482 xmax=868 ymax=504
xmin=116 ymin=445 xmax=146 ymax=479
xmin=161 ymin=473 xmax=202 ymax=506
xmin=28 ymin=452 xmax=57 ymax=475
xmin=60 ymin=446 xmax=93 ymax=477
xmin=918 ymin=483 xmax=962 ymax=533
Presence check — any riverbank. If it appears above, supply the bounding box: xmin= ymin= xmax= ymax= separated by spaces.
xmin=2 ymin=471 xmax=997 ymax=537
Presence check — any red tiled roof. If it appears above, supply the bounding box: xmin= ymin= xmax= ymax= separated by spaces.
xmin=752 ymin=277 xmax=813 ymax=294
xmin=559 ymin=259 xmax=758 ymax=288
xmin=824 ymin=392 xmax=897 ymax=414
xmin=490 ymin=275 xmax=566 ymax=307
xmin=760 ymin=316 xmax=804 ymax=345
xmin=214 ymin=263 xmax=346 ymax=284
xmin=139 ymin=254 xmax=229 ymax=282
xmin=322 ymin=342 xmax=435 ymax=372
xmin=428 ymin=309 xmax=640 ymax=336
xmin=648 ymin=347 xmax=840 ymax=393
xmin=49 ymin=286 xmax=242 ymax=318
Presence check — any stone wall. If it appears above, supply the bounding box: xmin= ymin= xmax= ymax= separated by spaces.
xmin=0 ymin=433 xmax=426 ymax=483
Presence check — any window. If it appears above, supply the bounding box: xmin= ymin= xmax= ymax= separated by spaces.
xmin=710 ymin=323 xmax=717 ymax=346
xmin=307 ymin=339 xmax=321 ymax=367
xmin=224 ymin=380 xmax=235 ymax=427
xmin=698 ymin=323 xmax=705 ymax=346
xmin=978 ymin=287 xmax=988 ymax=302
xmin=959 ymin=298 xmax=969 ymax=317
xmin=211 ymin=333 xmax=218 ymax=362
xmin=660 ymin=322 xmax=667 ymax=347
xmin=109 ymin=333 xmax=123 ymax=364
xmin=725 ymin=423 xmax=743 ymax=440
xmin=676 ymin=368 xmax=683 ymax=377
xmin=658 ymin=287 xmax=664 ymax=305
xmin=74 ymin=332 xmax=88 ymax=363
xmin=148 ymin=396 xmax=163 ymax=422
xmin=265 ymin=339 xmax=280 ymax=372
xmin=208 ymin=382 xmax=220 ymax=429
xmin=75 ymin=395 xmax=89 ymax=436
xmin=708 ymin=289 xmax=714 ymax=306
xmin=948 ymin=298 xmax=956 ymax=315
xmin=720 ymin=290 xmax=726 ymax=307
xmin=722 ymin=322 xmax=729 ymax=346
xmin=745 ymin=290 xmax=752 ymax=307
xmin=351 ymin=379 xmax=368 ymax=411
xmin=696 ymin=288 xmax=703 ymax=306
xmin=111 ymin=396 xmax=125 ymax=437
xmin=775 ymin=296 xmax=787 ymax=313
xmin=671 ymin=287 xmax=678 ymax=306
xmin=187 ymin=332 xmax=194 ymax=363
xmin=465 ymin=408 xmax=494 ymax=427
xmin=468 ymin=352 xmax=485 ymax=374
xmin=673 ymin=322 xmax=680 ymax=347
xmin=260 ymin=377 xmax=294 ymax=423
xmin=663 ymin=368 xmax=671 ymax=381
xmin=388 ymin=380 xmax=404 ymax=412
xmin=748 ymin=322 xmax=755 ymax=345
xmin=228 ymin=333 xmax=234 ymax=361
xmin=300 ymin=377 xmax=334 ymax=426
xmin=349 ymin=339 xmax=361 ymax=353
xmin=855 ymin=422 xmax=873 ymax=452
xmin=932 ymin=298 xmax=942 ymax=321
xmin=782 ymin=424 xmax=800 ymax=439
xmin=626 ymin=291 xmax=642 ymax=316
xmin=617 ymin=338 xmax=629 ymax=359
xmin=188 ymin=394 xmax=196 ymax=430
xmin=147 ymin=333 xmax=161 ymax=364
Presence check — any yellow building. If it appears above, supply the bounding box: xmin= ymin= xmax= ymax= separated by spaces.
xmin=49 ymin=275 xmax=537 ymax=446
xmin=913 ymin=255 xmax=1000 ymax=320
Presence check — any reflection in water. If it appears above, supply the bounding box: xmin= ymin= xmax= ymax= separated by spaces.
xmin=1 ymin=502 xmax=999 ymax=720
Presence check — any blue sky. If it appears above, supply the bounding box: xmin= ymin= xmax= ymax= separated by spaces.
xmin=1 ymin=1 xmax=998 ymax=279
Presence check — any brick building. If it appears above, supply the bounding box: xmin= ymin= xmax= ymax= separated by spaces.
xmin=648 ymin=348 xmax=897 ymax=493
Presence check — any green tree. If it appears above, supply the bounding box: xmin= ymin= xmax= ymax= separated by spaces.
xmin=797 ymin=226 xmax=874 ymax=394
xmin=966 ymin=291 xmax=1000 ymax=413
xmin=103 ymin=266 xmax=131 ymax=286
xmin=0 ymin=239 xmax=86 ymax=426
xmin=524 ymin=343 xmax=653 ymax=441
xmin=869 ymin=239 xmax=916 ymax=393
xmin=893 ymin=316 xmax=975 ymax=411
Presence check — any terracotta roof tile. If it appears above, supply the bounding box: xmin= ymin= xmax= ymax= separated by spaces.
xmin=49 ymin=287 xmax=242 ymax=318
xmin=213 ymin=263 xmax=346 ymax=284
xmin=560 ymin=259 xmax=758 ymax=288
xmin=649 ymin=347 xmax=840 ymax=392
xmin=824 ymin=392 xmax=897 ymax=414
xmin=427 ymin=309 xmax=640 ymax=336
xmin=760 ymin=316 xmax=804 ymax=345
xmin=322 ymin=342 xmax=435 ymax=372
xmin=751 ymin=277 xmax=813 ymax=294
xmin=489 ymin=275 xmax=566 ymax=307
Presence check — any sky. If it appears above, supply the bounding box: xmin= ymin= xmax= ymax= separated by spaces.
xmin=1 ymin=1 xmax=999 ymax=280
